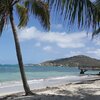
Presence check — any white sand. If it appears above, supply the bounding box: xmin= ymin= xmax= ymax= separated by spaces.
xmin=36 ymin=80 xmax=100 ymax=96
xmin=0 ymin=75 xmax=100 ymax=96
xmin=0 ymin=75 xmax=100 ymax=100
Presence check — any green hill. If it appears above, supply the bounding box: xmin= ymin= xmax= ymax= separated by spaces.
xmin=41 ymin=55 xmax=100 ymax=67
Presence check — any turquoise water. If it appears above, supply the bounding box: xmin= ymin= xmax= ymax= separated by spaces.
xmin=0 ymin=65 xmax=99 ymax=83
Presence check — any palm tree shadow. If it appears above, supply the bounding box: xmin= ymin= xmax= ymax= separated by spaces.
xmin=76 ymin=87 xmax=100 ymax=100
xmin=1 ymin=87 xmax=100 ymax=100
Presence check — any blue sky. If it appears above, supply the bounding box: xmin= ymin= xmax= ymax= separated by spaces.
xmin=0 ymin=9 xmax=100 ymax=64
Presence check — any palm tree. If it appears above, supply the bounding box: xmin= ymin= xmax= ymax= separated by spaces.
xmin=0 ymin=0 xmax=50 ymax=95
xmin=47 ymin=0 xmax=100 ymax=36
xmin=0 ymin=0 xmax=99 ymax=96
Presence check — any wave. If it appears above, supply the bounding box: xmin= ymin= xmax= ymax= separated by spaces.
xmin=0 ymin=75 xmax=99 ymax=89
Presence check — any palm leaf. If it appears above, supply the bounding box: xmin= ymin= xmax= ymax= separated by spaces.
xmin=95 ymin=0 xmax=100 ymax=21
xmin=92 ymin=27 xmax=100 ymax=37
xmin=0 ymin=0 xmax=13 ymax=36
xmin=47 ymin=0 xmax=100 ymax=33
xmin=24 ymin=0 xmax=50 ymax=31
xmin=16 ymin=3 xmax=29 ymax=28
xmin=95 ymin=0 xmax=100 ymax=9
xmin=0 ymin=0 xmax=8 ymax=36
xmin=92 ymin=0 xmax=100 ymax=36
xmin=0 ymin=17 xmax=5 ymax=36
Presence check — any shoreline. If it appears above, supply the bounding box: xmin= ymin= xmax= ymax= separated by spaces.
xmin=0 ymin=75 xmax=100 ymax=99
xmin=1 ymin=78 xmax=100 ymax=100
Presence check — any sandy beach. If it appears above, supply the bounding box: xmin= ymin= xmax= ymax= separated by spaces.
xmin=0 ymin=76 xmax=100 ymax=100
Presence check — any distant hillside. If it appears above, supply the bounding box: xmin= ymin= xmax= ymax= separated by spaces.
xmin=41 ymin=55 xmax=100 ymax=67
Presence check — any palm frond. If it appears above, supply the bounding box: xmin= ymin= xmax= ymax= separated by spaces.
xmin=95 ymin=0 xmax=100 ymax=21
xmin=47 ymin=0 xmax=100 ymax=32
xmin=92 ymin=27 xmax=100 ymax=37
xmin=0 ymin=0 xmax=10 ymax=36
xmin=0 ymin=17 xmax=5 ymax=36
xmin=92 ymin=0 xmax=100 ymax=36
xmin=24 ymin=0 xmax=50 ymax=31
xmin=95 ymin=0 xmax=100 ymax=9
xmin=16 ymin=3 xmax=29 ymax=28
xmin=0 ymin=0 xmax=14 ymax=36
xmin=0 ymin=0 xmax=8 ymax=14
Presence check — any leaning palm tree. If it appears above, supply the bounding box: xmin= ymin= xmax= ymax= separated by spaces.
xmin=0 ymin=0 xmax=50 ymax=95
xmin=47 ymin=0 xmax=100 ymax=36
xmin=0 ymin=0 xmax=99 ymax=96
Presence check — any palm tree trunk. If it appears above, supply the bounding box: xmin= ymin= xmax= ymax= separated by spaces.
xmin=9 ymin=9 xmax=33 ymax=95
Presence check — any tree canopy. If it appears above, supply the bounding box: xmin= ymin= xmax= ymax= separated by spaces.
xmin=0 ymin=0 xmax=50 ymax=36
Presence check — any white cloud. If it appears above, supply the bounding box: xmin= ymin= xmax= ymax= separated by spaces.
xmin=87 ymin=49 xmax=100 ymax=58
xmin=18 ymin=26 xmax=87 ymax=49
xmin=43 ymin=46 xmax=53 ymax=52
xmin=93 ymin=37 xmax=100 ymax=45
xmin=18 ymin=27 xmax=40 ymax=41
xmin=96 ymin=41 xmax=100 ymax=45
xmin=87 ymin=49 xmax=100 ymax=54
xmin=57 ymin=42 xmax=84 ymax=48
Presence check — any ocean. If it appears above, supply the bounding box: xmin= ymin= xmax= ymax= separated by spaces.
xmin=0 ymin=65 xmax=80 ymax=82
xmin=0 ymin=65 xmax=100 ymax=95
xmin=0 ymin=65 xmax=99 ymax=83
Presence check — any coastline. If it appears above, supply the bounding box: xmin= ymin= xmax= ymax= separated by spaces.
xmin=0 ymin=75 xmax=100 ymax=100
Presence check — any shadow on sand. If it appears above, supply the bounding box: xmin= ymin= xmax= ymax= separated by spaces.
xmin=1 ymin=84 xmax=100 ymax=100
